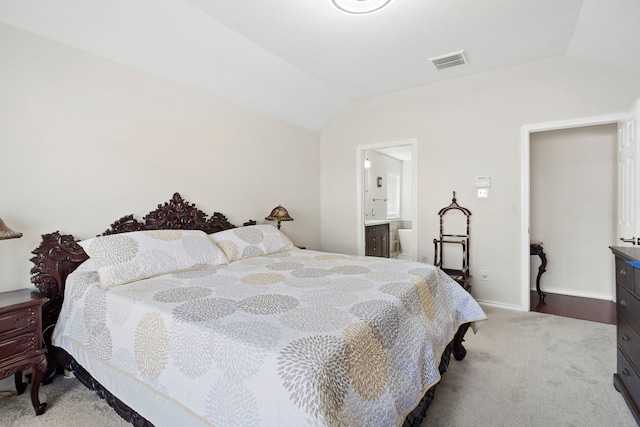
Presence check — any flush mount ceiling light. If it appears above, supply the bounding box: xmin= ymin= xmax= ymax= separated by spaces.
xmin=332 ymin=0 xmax=392 ymax=14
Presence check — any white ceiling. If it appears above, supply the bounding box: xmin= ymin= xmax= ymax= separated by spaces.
xmin=1 ymin=0 xmax=639 ymax=131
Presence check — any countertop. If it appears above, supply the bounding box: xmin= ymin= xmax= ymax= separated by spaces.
xmin=364 ymin=220 xmax=390 ymax=226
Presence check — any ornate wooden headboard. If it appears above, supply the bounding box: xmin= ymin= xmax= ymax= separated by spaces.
xmin=30 ymin=192 xmax=254 ymax=330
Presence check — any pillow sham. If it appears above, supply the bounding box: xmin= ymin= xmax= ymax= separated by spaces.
xmin=78 ymin=229 xmax=228 ymax=289
xmin=210 ymin=224 xmax=294 ymax=262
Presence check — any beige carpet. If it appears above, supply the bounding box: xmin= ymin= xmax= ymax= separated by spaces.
xmin=422 ymin=305 xmax=636 ymax=427
xmin=0 ymin=305 xmax=635 ymax=426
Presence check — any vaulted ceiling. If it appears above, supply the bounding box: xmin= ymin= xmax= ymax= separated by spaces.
xmin=1 ymin=0 xmax=639 ymax=131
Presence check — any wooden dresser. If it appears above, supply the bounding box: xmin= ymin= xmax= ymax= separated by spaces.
xmin=610 ymin=246 xmax=640 ymax=425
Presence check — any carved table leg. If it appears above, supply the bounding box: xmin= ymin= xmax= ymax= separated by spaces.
xmin=530 ymin=243 xmax=547 ymax=303
xmin=31 ymin=354 xmax=48 ymax=415
xmin=535 ymin=249 xmax=547 ymax=302
xmin=6 ymin=355 xmax=48 ymax=415
xmin=14 ymin=371 xmax=27 ymax=394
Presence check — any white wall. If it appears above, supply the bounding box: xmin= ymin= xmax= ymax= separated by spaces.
xmin=530 ymin=124 xmax=616 ymax=300
xmin=401 ymin=160 xmax=412 ymax=222
xmin=0 ymin=24 xmax=321 ymax=292
xmin=363 ymin=150 xmax=401 ymax=221
xmin=320 ymin=55 xmax=640 ymax=309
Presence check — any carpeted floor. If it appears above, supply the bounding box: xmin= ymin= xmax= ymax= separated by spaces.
xmin=0 ymin=305 xmax=635 ymax=426
xmin=421 ymin=305 xmax=636 ymax=426
xmin=0 ymin=373 xmax=128 ymax=426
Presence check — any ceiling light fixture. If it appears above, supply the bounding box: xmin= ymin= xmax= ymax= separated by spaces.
xmin=332 ymin=0 xmax=392 ymax=14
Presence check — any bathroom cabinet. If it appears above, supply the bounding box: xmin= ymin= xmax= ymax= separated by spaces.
xmin=365 ymin=223 xmax=389 ymax=258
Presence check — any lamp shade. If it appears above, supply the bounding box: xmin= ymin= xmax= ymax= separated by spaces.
xmin=265 ymin=205 xmax=293 ymax=229
xmin=0 ymin=218 xmax=22 ymax=240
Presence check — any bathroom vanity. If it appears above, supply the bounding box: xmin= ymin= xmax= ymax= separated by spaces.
xmin=365 ymin=222 xmax=389 ymax=258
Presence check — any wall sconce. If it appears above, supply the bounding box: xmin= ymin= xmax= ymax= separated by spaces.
xmin=0 ymin=218 xmax=22 ymax=240
xmin=265 ymin=205 xmax=294 ymax=230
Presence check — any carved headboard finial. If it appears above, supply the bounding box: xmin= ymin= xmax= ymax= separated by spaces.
xmin=144 ymin=192 xmax=207 ymax=231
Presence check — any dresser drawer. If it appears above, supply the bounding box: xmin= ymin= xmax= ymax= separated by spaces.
xmin=616 ymin=257 xmax=634 ymax=290
xmin=0 ymin=307 xmax=38 ymax=336
xmin=618 ymin=285 xmax=640 ymax=337
xmin=619 ymin=316 xmax=640 ymax=367
xmin=617 ymin=349 xmax=640 ymax=405
xmin=0 ymin=331 xmax=40 ymax=360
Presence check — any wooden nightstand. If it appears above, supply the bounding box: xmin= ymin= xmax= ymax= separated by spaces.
xmin=0 ymin=289 xmax=48 ymax=415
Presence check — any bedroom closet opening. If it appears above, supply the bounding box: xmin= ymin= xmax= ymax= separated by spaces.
xmin=529 ymin=123 xmax=617 ymax=323
xmin=357 ymin=140 xmax=417 ymax=261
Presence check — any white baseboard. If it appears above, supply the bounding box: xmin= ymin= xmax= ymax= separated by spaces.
xmin=475 ymin=299 xmax=526 ymax=312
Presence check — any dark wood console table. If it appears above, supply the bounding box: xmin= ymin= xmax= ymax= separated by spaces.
xmin=530 ymin=242 xmax=547 ymax=302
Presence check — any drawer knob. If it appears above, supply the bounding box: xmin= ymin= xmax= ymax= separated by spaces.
xmin=622 ymin=334 xmax=631 ymax=342
xmin=622 ymin=368 xmax=631 ymax=377
xmin=620 ymin=268 xmax=628 ymax=277
xmin=620 ymin=299 xmax=629 ymax=308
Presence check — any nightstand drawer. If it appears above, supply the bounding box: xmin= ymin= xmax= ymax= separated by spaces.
xmin=0 ymin=331 xmax=39 ymax=360
xmin=0 ymin=307 xmax=38 ymax=336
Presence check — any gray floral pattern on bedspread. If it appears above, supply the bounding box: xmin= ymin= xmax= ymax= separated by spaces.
xmin=53 ymin=249 xmax=486 ymax=427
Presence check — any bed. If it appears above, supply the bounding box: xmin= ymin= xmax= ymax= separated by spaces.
xmin=29 ymin=193 xmax=486 ymax=427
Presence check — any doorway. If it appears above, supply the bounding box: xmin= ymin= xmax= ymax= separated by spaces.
xmin=529 ymin=124 xmax=616 ymax=317
xmin=356 ymin=139 xmax=417 ymax=260
xmin=520 ymin=114 xmax=622 ymax=311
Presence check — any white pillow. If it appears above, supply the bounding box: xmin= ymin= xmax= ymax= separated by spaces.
xmin=210 ymin=224 xmax=294 ymax=262
xmin=78 ymin=229 xmax=228 ymax=289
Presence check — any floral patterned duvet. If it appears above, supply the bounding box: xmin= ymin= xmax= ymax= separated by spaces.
xmin=53 ymin=249 xmax=486 ymax=427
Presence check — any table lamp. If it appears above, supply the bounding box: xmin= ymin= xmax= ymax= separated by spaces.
xmin=0 ymin=218 xmax=22 ymax=240
xmin=265 ymin=205 xmax=293 ymax=230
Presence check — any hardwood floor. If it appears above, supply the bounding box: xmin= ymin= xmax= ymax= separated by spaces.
xmin=530 ymin=291 xmax=616 ymax=325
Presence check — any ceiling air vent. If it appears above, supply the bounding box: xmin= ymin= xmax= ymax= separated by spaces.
xmin=429 ymin=50 xmax=468 ymax=71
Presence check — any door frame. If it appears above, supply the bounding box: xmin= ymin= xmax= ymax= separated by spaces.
xmin=356 ymin=139 xmax=418 ymax=259
xmin=520 ymin=113 xmax=622 ymax=311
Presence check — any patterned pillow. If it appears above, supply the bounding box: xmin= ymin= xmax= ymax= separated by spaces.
xmin=210 ymin=224 xmax=294 ymax=262
xmin=78 ymin=229 xmax=228 ymax=289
